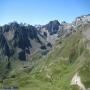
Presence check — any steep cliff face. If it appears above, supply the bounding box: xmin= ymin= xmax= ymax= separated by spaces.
xmin=43 ymin=20 xmax=60 ymax=35
xmin=36 ymin=20 xmax=61 ymax=45
xmin=0 ymin=22 xmax=49 ymax=61
xmin=72 ymin=14 xmax=90 ymax=26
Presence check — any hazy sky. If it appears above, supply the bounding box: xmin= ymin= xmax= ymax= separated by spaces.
xmin=0 ymin=0 xmax=90 ymax=25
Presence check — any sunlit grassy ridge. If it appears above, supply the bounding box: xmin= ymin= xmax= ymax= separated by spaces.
xmin=0 ymin=24 xmax=90 ymax=90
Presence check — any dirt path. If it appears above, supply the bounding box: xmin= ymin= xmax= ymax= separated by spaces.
xmin=71 ymin=73 xmax=86 ymax=90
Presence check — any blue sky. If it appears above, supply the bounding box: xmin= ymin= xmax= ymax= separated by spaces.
xmin=0 ymin=0 xmax=90 ymax=25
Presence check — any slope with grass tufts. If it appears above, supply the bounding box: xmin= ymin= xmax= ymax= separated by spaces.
xmin=0 ymin=23 xmax=90 ymax=90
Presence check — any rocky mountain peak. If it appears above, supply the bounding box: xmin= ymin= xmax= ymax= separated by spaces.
xmin=73 ymin=14 xmax=90 ymax=26
xmin=0 ymin=22 xmax=51 ymax=61
xmin=43 ymin=20 xmax=60 ymax=35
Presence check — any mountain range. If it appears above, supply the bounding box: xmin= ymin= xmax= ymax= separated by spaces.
xmin=0 ymin=14 xmax=90 ymax=90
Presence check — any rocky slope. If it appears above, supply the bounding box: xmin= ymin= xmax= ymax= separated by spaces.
xmin=72 ymin=14 xmax=90 ymax=26
xmin=0 ymin=22 xmax=51 ymax=61
xmin=0 ymin=14 xmax=90 ymax=90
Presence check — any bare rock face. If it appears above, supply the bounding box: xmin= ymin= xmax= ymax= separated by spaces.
xmin=36 ymin=15 xmax=90 ymax=45
xmin=36 ymin=20 xmax=62 ymax=45
xmin=72 ymin=14 xmax=90 ymax=26
xmin=71 ymin=73 xmax=86 ymax=90
xmin=44 ymin=20 xmax=60 ymax=35
xmin=0 ymin=22 xmax=49 ymax=61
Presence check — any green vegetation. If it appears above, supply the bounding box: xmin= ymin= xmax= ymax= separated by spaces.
xmin=0 ymin=26 xmax=90 ymax=90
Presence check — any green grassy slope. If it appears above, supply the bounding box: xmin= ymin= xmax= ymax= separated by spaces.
xmin=0 ymin=24 xmax=90 ymax=90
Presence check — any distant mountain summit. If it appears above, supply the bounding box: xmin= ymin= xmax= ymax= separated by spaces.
xmin=43 ymin=20 xmax=60 ymax=35
xmin=0 ymin=14 xmax=90 ymax=61
xmin=72 ymin=14 xmax=90 ymax=26
xmin=0 ymin=22 xmax=50 ymax=61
